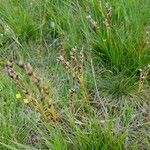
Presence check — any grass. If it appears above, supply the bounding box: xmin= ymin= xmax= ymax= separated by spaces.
xmin=0 ymin=0 xmax=150 ymax=149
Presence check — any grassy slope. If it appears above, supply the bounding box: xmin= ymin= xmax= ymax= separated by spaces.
xmin=0 ymin=0 xmax=150 ymax=149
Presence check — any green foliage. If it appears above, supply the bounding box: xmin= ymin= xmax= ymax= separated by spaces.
xmin=0 ymin=0 xmax=150 ymax=149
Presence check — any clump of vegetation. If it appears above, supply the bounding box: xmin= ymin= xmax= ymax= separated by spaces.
xmin=6 ymin=59 xmax=57 ymax=123
xmin=0 ymin=0 xmax=150 ymax=149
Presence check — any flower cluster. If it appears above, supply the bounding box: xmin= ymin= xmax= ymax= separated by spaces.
xmin=16 ymin=93 xmax=29 ymax=104
xmin=138 ymin=65 xmax=150 ymax=93
xmin=86 ymin=15 xmax=99 ymax=31
xmin=146 ymin=25 xmax=150 ymax=48
xmin=103 ymin=2 xmax=112 ymax=32
xmin=57 ymin=47 xmax=89 ymax=102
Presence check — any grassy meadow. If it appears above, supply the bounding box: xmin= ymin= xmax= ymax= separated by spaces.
xmin=0 ymin=0 xmax=150 ymax=149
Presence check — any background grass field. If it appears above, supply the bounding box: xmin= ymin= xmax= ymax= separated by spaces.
xmin=0 ymin=0 xmax=150 ymax=149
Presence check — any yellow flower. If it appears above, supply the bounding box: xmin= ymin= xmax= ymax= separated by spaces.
xmin=16 ymin=93 xmax=21 ymax=99
xmin=23 ymin=98 xmax=29 ymax=104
